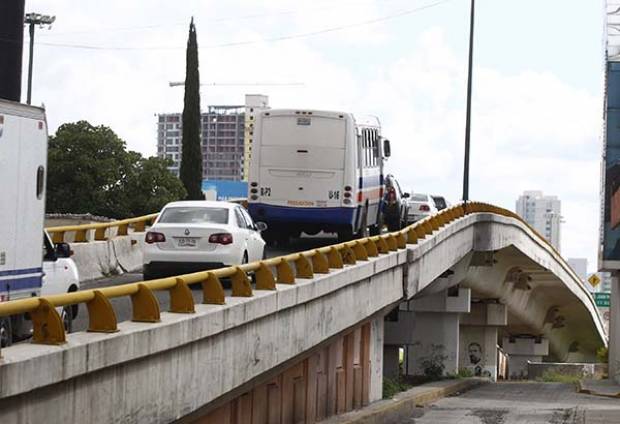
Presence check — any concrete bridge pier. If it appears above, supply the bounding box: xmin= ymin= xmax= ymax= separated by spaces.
xmin=402 ymin=287 xmax=471 ymax=377
xmin=459 ymin=302 xmax=507 ymax=381
xmin=502 ymin=336 xmax=549 ymax=379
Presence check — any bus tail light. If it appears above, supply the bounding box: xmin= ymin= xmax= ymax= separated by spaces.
xmin=357 ymin=192 xmax=363 ymax=202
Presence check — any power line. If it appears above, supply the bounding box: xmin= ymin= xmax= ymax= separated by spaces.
xmin=36 ymin=0 xmax=419 ymax=38
xmin=28 ymin=0 xmax=453 ymax=51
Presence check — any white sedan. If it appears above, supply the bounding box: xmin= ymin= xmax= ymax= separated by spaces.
xmin=142 ymin=201 xmax=267 ymax=280
xmin=406 ymin=193 xmax=439 ymax=224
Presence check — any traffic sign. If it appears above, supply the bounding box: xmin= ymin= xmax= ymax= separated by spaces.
xmin=594 ymin=292 xmax=611 ymax=308
xmin=588 ymin=274 xmax=601 ymax=288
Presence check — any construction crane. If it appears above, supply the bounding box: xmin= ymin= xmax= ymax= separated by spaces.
xmin=168 ymin=81 xmax=305 ymax=87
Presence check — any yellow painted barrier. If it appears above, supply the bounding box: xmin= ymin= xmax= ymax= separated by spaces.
xmin=0 ymin=202 xmax=572 ymax=355
xmin=46 ymin=213 xmax=159 ymax=243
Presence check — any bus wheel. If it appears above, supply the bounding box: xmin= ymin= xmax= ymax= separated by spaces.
xmin=338 ymin=228 xmax=354 ymax=242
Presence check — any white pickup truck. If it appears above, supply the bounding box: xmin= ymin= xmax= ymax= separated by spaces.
xmin=0 ymin=99 xmax=80 ymax=346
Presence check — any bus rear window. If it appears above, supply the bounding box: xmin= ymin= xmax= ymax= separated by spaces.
xmin=262 ymin=116 xmax=345 ymax=148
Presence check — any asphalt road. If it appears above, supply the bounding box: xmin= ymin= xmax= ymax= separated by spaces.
xmin=70 ymin=233 xmax=340 ymax=332
xmin=402 ymin=382 xmax=620 ymax=424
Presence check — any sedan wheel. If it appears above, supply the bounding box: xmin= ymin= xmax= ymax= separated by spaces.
xmin=61 ymin=307 xmax=73 ymax=333
xmin=0 ymin=318 xmax=12 ymax=348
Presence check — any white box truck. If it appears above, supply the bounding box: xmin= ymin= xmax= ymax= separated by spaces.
xmin=0 ymin=99 xmax=80 ymax=346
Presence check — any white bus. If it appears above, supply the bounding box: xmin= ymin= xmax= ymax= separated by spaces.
xmin=247 ymin=109 xmax=391 ymax=244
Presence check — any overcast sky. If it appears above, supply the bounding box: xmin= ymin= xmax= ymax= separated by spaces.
xmin=24 ymin=0 xmax=605 ymax=272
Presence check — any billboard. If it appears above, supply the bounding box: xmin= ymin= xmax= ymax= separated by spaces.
xmin=201 ymin=180 xmax=248 ymax=201
xmin=600 ymin=1 xmax=620 ymax=269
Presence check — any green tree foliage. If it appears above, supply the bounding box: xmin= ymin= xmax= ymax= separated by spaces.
xmin=47 ymin=121 xmax=186 ymax=218
xmin=179 ymin=17 xmax=204 ymax=200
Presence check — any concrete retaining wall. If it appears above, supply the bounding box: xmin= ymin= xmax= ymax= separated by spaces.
xmin=527 ymin=362 xmax=608 ymax=380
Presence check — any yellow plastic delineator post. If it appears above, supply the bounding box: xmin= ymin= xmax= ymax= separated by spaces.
xmin=255 ymin=262 xmax=276 ymax=290
xmin=231 ymin=268 xmax=253 ymax=297
xmin=31 ymin=298 xmax=66 ymax=345
xmin=170 ymin=277 xmax=195 ymax=313
xmin=131 ymin=283 xmax=160 ymax=322
xmin=87 ymin=290 xmax=118 ymax=333
xmin=203 ymin=273 xmax=225 ymax=304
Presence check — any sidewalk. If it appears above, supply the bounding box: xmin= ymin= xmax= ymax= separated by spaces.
xmin=578 ymin=378 xmax=620 ymax=398
xmin=323 ymin=378 xmax=487 ymax=424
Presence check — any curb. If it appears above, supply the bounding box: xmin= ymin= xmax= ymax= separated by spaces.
xmin=577 ymin=380 xmax=620 ymax=399
xmin=323 ymin=378 xmax=488 ymax=424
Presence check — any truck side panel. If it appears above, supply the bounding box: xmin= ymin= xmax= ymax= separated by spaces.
xmin=0 ymin=102 xmax=46 ymax=299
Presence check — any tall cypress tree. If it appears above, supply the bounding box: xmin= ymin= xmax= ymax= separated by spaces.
xmin=180 ymin=17 xmax=204 ymax=200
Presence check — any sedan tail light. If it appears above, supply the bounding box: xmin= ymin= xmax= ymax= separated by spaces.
xmin=145 ymin=231 xmax=166 ymax=244
xmin=419 ymin=204 xmax=430 ymax=212
xmin=209 ymin=233 xmax=233 ymax=245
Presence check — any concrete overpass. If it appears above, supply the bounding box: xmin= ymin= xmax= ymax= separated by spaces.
xmin=0 ymin=203 xmax=606 ymax=423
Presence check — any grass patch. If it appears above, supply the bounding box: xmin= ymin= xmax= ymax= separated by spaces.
xmin=536 ymin=370 xmax=581 ymax=384
xmin=382 ymin=377 xmax=412 ymax=399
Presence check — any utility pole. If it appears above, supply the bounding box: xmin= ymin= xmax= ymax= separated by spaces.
xmin=24 ymin=13 xmax=55 ymax=105
xmin=462 ymin=0 xmax=475 ymax=202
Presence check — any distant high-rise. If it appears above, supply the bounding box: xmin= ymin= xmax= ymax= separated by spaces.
xmin=157 ymin=95 xmax=269 ymax=181
xmin=515 ymin=190 xmax=562 ymax=250
xmin=567 ymin=258 xmax=587 ymax=282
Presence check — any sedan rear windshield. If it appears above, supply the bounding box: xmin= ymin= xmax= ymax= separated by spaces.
xmin=410 ymin=194 xmax=428 ymax=202
xmin=158 ymin=207 xmax=229 ymax=224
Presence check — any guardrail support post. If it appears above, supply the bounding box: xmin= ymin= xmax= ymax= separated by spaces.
xmin=94 ymin=227 xmax=107 ymax=241
xmin=133 ymin=221 xmax=146 ymax=232
xmin=232 ymin=268 xmax=253 ymax=297
xmin=376 ymin=237 xmax=390 ymax=254
xmin=203 ymin=273 xmax=225 ymax=304
xmin=327 ymin=247 xmax=344 ymax=269
xmin=31 ymin=299 xmax=66 ymax=345
xmin=386 ymin=235 xmax=398 ymax=251
xmin=87 ymin=290 xmax=118 ymax=332
xmin=364 ymin=239 xmax=379 ymax=257
xmin=117 ymin=223 xmax=129 ymax=236
xmin=295 ymin=254 xmax=314 ymax=279
xmin=256 ymin=263 xmax=276 ymax=290
xmin=131 ymin=284 xmax=160 ymax=322
xmin=277 ymin=258 xmax=295 ymax=284
xmin=51 ymin=231 xmax=65 ymax=244
xmin=311 ymin=250 xmax=330 ymax=274
xmin=352 ymin=241 xmax=368 ymax=261
xmin=74 ymin=229 xmax=88 ymax=243
xmin=341 ymin=245 xmax=356 ymax=265
xmin=406 ymin=228 xmax=418 ymax=245
xmin=170 ymin=277 xmax=195 ymax=313
xmin=395 ymin=232 xmax=407 ymax=249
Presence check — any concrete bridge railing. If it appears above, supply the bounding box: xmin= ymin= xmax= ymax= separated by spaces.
xmin=0 ymin=202 xmax=607 ymax=423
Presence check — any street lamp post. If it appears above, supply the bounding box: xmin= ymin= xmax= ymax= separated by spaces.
xmin=24 ymin=13 xmax=55 ymax=105
xmin=462 ymin=0 xmax=475 ymax=202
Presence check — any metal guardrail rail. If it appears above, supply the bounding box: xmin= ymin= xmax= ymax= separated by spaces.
xmin=46 ymin=213 xmax=159 ymax=243
xmin=0 ymin=202 xmax=573 ymax=355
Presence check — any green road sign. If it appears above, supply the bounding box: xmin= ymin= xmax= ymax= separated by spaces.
xmin=594 ymin=292 xmax=611 ymax=308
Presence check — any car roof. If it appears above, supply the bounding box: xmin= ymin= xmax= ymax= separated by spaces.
xmin=162 ymin=200 xmax=239 ymax=209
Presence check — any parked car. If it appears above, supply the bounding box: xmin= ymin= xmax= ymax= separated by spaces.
xmin=382 ymin=175 xmax=409 ymax=231
xmin=143 ymin=201 xmax=267 ymax=280
xmin=431 ymin=195 xmax=449 ymax=211
xmin=406 ymin=193 xmax=439 ymax=223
